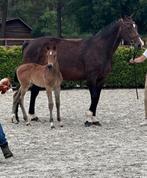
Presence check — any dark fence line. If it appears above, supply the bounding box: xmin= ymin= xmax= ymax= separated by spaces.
xmin=0 ymin=38 xmax=33 ymax=46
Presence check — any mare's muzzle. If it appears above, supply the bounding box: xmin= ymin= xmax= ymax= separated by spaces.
xmin=134 ymin=37 xmax=144 ymax=49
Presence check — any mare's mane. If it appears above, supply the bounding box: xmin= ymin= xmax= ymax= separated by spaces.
xmin=95 ymin=20 xmax=120 ymax=38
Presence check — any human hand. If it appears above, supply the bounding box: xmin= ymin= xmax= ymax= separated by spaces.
xmin=129 ymin=58 xmax=135 ymax=64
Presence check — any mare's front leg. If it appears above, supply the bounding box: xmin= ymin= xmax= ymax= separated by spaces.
xmin=28 ymin=85 xmax=40 ymax=121
xmin=85 ymin=82 xmax=103 ymax=127
xmin=54 ymin=87 xmax=63 ymax=127
xmin=46 ymin=89 xmax=54 ymax=129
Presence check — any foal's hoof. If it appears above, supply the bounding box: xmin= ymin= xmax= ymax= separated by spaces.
xmin=12 ymin=119 xmax=19 ymax=124
xmin=50 ymin=122 xmax=55 ymax=129
xmin=26 ymin=122 xmax=31 ymax=126
xmin=51 ymin=125 xmax=55 ymax=129
xmin=11 ymin=115 xmax=19 ymax=124
xmin=59 ymin=121 xmax=63 ymax=127
xmin=31 ymin=117 xmax=39 ymax=121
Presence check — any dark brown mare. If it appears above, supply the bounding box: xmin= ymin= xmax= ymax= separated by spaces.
xmin=16 ymin=17 xmax=143 ymax=126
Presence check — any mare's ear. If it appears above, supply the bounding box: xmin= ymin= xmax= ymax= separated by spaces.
xmin=121 ymin=15 xmax=133 ymax=22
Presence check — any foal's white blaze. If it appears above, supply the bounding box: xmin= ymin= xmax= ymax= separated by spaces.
xmin=49 ymin=51 xmax=53 ymax=55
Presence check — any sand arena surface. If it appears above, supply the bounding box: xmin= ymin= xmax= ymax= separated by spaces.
xmin=0 ymin=89 xmax=147 ymax=178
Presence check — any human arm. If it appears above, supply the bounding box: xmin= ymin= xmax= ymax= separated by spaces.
xmin=129 ymin=49 xmax=147 ymax=64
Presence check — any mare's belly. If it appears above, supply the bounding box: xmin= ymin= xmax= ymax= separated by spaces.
xmin=61 ymin=68 xmax=85 ymax=80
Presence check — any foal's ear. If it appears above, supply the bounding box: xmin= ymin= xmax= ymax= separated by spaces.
xmin=53 ymin=46 xmax=56 ymax=50
xmin=122 ymin=15 xmax=132 ymax=21
xmin=46 ymin=46 xmax=50 ymax=50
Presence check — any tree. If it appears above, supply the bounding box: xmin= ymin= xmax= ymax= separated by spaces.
xmin=56 ymin=0 xmax=62 ymax=37
xmin=0 ymin=0 xmax=8 ymax=39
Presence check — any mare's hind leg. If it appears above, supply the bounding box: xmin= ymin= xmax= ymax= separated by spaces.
xmin=28 ymin=85 xmax=40 ymax=121
xmin=46 ymin=88 xmax=54 ymax=129
xmin=85 ymin=83 xmax=103 ymax=127
xmin=54 ymin=87 xmax=63 ymax=127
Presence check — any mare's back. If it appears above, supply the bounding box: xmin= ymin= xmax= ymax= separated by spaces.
xmin=23 ymin=37 xmax=61 ymax=64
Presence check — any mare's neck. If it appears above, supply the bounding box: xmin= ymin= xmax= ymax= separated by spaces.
xmin=96 ymin=20 xmax=121 ymax=56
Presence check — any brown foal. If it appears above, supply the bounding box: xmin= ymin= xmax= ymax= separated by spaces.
xmin=12 ymin=46 xmax=63 ymax=128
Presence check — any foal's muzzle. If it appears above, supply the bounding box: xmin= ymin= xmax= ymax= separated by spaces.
xmin=47 ymin=64 xmax=53 ymax=69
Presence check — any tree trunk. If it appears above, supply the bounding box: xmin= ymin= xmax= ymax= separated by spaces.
xmin=56 ymin=0 xmax=62 ymax=37
xmin=1 ymin=0 xmax=8 ymax=45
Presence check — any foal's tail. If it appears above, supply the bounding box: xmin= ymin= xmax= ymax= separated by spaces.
xmin=12 ymin=71 xmax=20 ymax=91
xmin=13 ymin=88 xmax=21 ymax=104
xmin=22 ymin=41 xmax=29 ymax=53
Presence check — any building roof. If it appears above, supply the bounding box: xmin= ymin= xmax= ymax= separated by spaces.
xmin=0 ymin=17 xmax=32 ymax=30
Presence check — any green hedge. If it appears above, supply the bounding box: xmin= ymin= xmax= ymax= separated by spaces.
xmin=0 ymin=46 xmax=146 ymax=88
xmin=105 ymin=47 xmax=146 ymax=88
xmin=0 ymin=46 xmax=22 ymax=81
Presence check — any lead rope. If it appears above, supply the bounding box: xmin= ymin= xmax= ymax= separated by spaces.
xmin=130 ymin=45 xmax=139 ymax=99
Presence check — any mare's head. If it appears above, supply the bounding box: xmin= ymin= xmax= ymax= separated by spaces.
xmin=45 ymin=46 xmax=57 ymax=69
xmin=119 ymin=16 xmax=144 ymax=48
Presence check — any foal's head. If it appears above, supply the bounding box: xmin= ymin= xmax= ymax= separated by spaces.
xmin=45 ymin=46 xmax=57 ymax=69
xmin=119 ymin=16 xmax=144 ymax=48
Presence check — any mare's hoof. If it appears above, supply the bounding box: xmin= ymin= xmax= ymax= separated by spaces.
xmin=92 ymin=121 xmax=102 ymax=126
xmin=84 ymin=121 xmax=92 ymax=127
xmin=84 ymin=121 xmax=102 ymax=127
xmin=31 ymin=117 xmax=39 ymax=121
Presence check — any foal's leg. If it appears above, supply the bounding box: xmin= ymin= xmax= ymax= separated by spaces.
xmin=12 ymin=90 xmax=21 ymax=123
xmin=19 ymin=87 xmax=30 ymax=125
xmin=54 ymin=87 xmax=63 ymax=127
xmin=28 ymin=85 xmax=40 ymax=121
xmin=46 ymin=89 xmax=54 ymax=129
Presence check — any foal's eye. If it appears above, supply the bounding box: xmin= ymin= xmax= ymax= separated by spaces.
xmin=53 ymin=46 xmax=56 ymax=50
xmin=47 ymin=46 xmax=50 ymax=50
